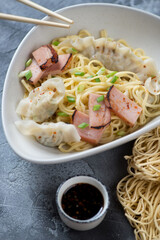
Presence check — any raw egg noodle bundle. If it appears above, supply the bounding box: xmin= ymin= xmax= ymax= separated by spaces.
xmin=117 ymin=175 xmax=160 ymax=240
xmin=21 ymin=29 xmax=160 ymax=152
xmin=125 ymin=127 xmax=160 ymax=182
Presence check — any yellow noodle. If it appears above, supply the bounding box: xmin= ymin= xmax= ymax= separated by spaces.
xmin=125 ymin=127 xmax=160 ymax=182
xmin=117 ymin=175 xmax=160 ymax=240
xmin=21 ymin=79 xmax=34 ymax=92
xmin=117 ymin=126 xmax=160 ymax=239
xmin=100 ymin=29 xmax=108 ymax=38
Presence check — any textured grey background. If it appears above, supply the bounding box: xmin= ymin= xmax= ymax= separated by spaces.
xmin=0 ymin=0 xmax=160 ymax=240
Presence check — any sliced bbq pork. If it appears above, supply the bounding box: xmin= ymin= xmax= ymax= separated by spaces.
xmin=32 ymin=44 xmax=58 ymax=70
xmin=72 ymin=110 xmax=105 ymax=145
xmin=42 ymin=53 xmax=72 ymax=78
xmin=89 ymin=93 xmax=111 ymax=129
xmin=19 ymin=50 xmax=72 ymax=85
xmin=19 ymin=44 xmax=58 ymax=85
xmin=106 ymin=86 xmax=142 ymax=127
xmin=25 ymin=59 xmax=43 ymax=85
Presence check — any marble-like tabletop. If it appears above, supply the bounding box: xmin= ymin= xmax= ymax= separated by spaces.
xmin=0 ymin=0 xmax=159 ymax=239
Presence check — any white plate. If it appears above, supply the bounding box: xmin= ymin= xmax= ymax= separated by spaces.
xmin=2 ymin=3 xmax=160 ymax=164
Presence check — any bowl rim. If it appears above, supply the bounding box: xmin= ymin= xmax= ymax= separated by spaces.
xmin=2 ymin=3 xmax=160 ymax=164
xmin=55 ymin=175 xmax=109 ymax=224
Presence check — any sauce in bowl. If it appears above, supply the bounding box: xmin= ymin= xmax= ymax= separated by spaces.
xmin=61 ymin=183 xmax=104 ymax=220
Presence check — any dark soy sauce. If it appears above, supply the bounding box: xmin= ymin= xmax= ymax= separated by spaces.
xmin=61 ymin=183 xmax=104 ymax=220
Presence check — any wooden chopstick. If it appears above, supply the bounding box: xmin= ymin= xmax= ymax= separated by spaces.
xmin=0 ymin=13 xmax=70 ymax=28
xmin=17 ymin=0 xmax=74 ymax=24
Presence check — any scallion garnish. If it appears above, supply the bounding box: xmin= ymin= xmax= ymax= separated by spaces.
xmin=87 ymin=75 xmax=94 ymax=79
xmin=106 ymin=71 xmax=117 ymax=78
xmin=117 ymin=131 xmax=126 ymax=136
xmin=106 ymin=86 xmax=111 ymax=91
xmin=74 ymin=72 xmax=85 ymax=76
xmin=93 ymin=104 xmax=101 ymax=111
xmin=18 ymin=70 xmax=29 ymax=78
xmin=77 ymin=84 xmax=85 ymax=93
xmin=19 ymin=70 xmax=32 ymax=80
xmin=78 ymin=122 xmax=89 ymax=129
xmin=67 ymin=96 xmax=75 ymax=102
xmin=95 ymin=78 xmax=101 ymax=82
xmin=97 ymin=67 xmax=106 ymax=75
xmin=111 ymin=75 xmax=118 ymax=84
xmin=25 ymin=58 xmax=32 ymax=68
xmin=66 ymin=47 xmax=78 ymax=54
xmin=57 ymin=112 xmax=69 ymax=117
xmin=25 ymin=70 xmax=32 ymax=81
xmin=52 ymin=40 xmax=60 ymax=46
xmin=97 ymin=95 xmax=104 ymax=102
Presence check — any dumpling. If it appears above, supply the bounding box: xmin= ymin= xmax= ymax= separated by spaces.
xmin=16 ymin=77 xmax=65 ymax=122
xmin=59 ymin=36 xmax=158 ymax=83
xmin=15 ymin=120 xmax=81 ymax=147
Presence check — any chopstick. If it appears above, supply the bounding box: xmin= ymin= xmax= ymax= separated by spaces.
xmin=0 ymin=13 xmax=70 ymax=28
xmin=17 ymin=0 xmax=74 ymax=24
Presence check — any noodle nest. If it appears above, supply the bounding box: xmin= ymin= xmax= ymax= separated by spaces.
xmin=126 ymin=127 xmax=160 ymax=182
xmin=117 ymin=126 xmax=160 ymax=240
xmin=117 ymin=175 xmax=160 ymax=240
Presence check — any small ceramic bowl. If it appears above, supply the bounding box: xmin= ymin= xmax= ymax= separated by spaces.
xmin=56 ymin=176 xmax=109 ymax=231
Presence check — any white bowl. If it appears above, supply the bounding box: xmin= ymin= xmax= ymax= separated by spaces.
xmin=56 ymin=176 xmax=109 ymax=231
xmin=2 ymin=4 xmax=160 ymax=164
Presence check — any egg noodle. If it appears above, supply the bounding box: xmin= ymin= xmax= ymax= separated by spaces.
xmin=21 ymin=29 xmax=160 ymax=152
xmin=126 ymin=127 xmax=160 ymax=182
xmin=117 ymin=175 xmax=160 ymax=240
xmin=117 ymin=126 xmax=160 ymax=240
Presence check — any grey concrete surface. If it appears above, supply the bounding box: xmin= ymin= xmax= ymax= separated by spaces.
xmin=0 ymin=0 xmax=160 ymax=239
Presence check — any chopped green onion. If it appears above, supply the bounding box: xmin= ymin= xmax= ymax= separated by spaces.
xmin=67 ymin=96 xmax=75 ymax=102
xmin=57 ymin=112 xmax=69 ymax=117
xmin=106 ymin=86 xmax=111 ymax=91
xmin=97 ymin=67 xmax=106 ymax=75
xmin=25 ymin=70 xmax=32 ymax=81
xmin=18 ymin=70 xmax=29 ymax=78
xmin=93 ymin=104 xmax=101 ymax=111
xmin=19 ymin=70 xmax=32 ymax=80
xmin=25 ymin=58 xmax=32 ymax=68
xmin=97 ymin=95 xmax=104 ymax=102
xmin=52 ymin=40 xmax=60 ymax=46
xmin=95 ymin=78 xmax=101 ymax=82
xmin=87 ymin=75 xmax=94 ymax=79
xmin=117 ymin=131 xmax=126 ymax=136
xmin=78 ymin=122 xmax=89 ymax=129
xmin=106 ymin=71 xmax=118 ymax=78
xmin=111 ymin=75 xmax=118 ymax=84
xmin=77 ymin=84 xmax=85 ymax=93
xmin=66 ymin=47 xmax=78 ymax=54
xmin=74 ymin=72 xmax=85 ymax=76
